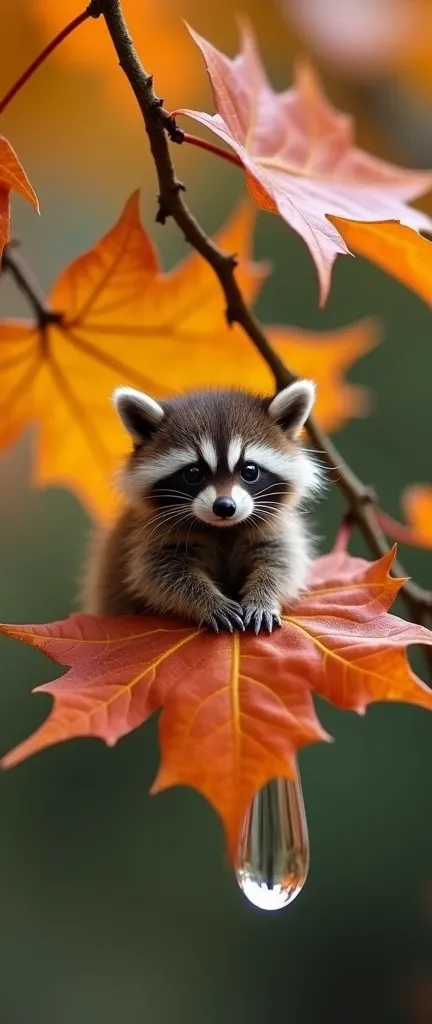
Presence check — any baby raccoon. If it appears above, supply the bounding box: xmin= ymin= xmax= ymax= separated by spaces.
xmin=82 ymin=381 xmax=321 ymax=634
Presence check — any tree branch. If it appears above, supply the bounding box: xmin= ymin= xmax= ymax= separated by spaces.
xmin=1 ymin=246 xmax=62 ymax=327
xmin=95 ymin=0 xmax=432 ymax=632
xmin=95 ymin=0 xmax=290 ymax=388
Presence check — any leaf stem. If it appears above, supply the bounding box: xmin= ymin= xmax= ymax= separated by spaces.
xmin=181 ymin=131 xmax=243 ymax=168
xmin=70 ymin=1 xmax=432 ymax=639
xmin=0 ymin=4 xmax=99 ymax=116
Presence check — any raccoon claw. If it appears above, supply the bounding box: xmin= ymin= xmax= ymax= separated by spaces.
xmin=242 ymin=604 xmax=282 ymax=635
xmin=205 ymin=601 xmax=245 ymax=634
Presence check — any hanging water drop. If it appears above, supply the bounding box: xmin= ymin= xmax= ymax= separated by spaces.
xmin=235 ymin=764 xmax=309 ymax=911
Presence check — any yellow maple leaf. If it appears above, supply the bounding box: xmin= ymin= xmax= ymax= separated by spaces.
xmin=329 ymin=217 xmax=432 ymax=308
xmin=0 ymin=194 xmax=379 ymax=519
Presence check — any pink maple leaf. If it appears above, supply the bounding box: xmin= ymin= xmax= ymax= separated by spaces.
xmin=176 ymin=21 xmax=432 ymax=304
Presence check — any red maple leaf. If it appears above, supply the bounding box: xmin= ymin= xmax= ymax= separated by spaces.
xmin=0 ymin=136 xmax=38 ymax=257
xmin=176 ymin=21 xmax=432 ymax=304
xmin=1 ymin=548 xmax=432 ymax=859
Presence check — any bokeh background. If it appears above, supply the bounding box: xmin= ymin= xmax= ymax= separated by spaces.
xmin=1 ymin=1 xmax=432 ymax=1022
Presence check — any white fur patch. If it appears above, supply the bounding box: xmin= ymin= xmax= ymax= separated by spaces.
xmin=193 ymin=483 xmax=253 ymax=527
xmin=296 ymin=452 xmax=323 ymax=502
xmin=122 ymin=444 xmax=197 ymax=494
xmin=113 ymin=386 xmax=164 ymax=441
xmin=244 ymin=442 xmax=294 ymax=481
xmin=243 ymin=442 xmax=322 ymax=504
xmin=227 ymin=436 xmax=243 ymax=473
xmin=199 ymin=436 xmax=218 ymax=473
xmin=192 ymin=484 xmax=217 ymax=522
xmin=277 ymin=509 xmax=314 ymax=601
xmin=231 ymin=484 xmax=254 ymax=520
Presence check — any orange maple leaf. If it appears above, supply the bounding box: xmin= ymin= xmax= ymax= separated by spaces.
xmin=2 ymin=548 xmax=432 ymax=859
xmin=177 ymin=21 xmax=432 ymax=305
xmin=328 ymin=218 xmax=432 ymax=309
xmin=378 ymin=485 xmax=432 ymax=550
xmin=0 ymin=136 xmax=38 ymax=257
xmin=0 ymin=192 xmax=377 ymax=519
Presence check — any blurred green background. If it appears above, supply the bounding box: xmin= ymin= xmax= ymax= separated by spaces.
xmin=1 ymin=2 xmax=432 ymax=1023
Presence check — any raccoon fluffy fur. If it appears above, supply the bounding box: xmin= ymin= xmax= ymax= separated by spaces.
xmin=82 ymin=382 xmax=322 ymax=634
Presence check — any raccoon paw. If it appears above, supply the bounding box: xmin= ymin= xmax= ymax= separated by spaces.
xmin=242 ymin=603 xmax=282 ymax=635
xmin=203 ymin=599 xmax=245 ymax=634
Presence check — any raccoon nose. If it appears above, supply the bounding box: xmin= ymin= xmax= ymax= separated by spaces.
xmin=213 ymin=496 xmax=236 ymax=519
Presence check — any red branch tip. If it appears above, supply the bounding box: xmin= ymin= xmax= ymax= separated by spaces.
xmin=0 ymin=8 xmax=94 ymax=116
xmin=333 ymin=518 xmax=353 ymax=553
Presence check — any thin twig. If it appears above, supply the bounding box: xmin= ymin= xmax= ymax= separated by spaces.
xmin=1 ymin=246 xmax=62 ymax=326
xmin=0 ymin=4 xmax=100 ymax=116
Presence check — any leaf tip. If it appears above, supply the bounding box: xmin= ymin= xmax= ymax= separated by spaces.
xmin=30 ymin=187 xmax=40 ymax=214
xmin=124 ymin=189 xmax=141 ymax=215
xmin=181 ymin=19 xmax=204 ymax=49
xmin=235 ymin=12 xmax=256 ymax=44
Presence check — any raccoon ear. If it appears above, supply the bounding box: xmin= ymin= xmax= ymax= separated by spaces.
xmin=267 ymin=380 xmax=315 ymax=436
xmin=113 ymin=387 xmax=165 ymax=443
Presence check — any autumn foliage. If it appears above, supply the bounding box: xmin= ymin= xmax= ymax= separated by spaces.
xmin=0 ymin=1 xmax=432 ymax=865
xmin=0 ymin=194 xmax=377 ymax=519
xmin=177 ymin=22 xmax=432 ymax=305
xmin=2 ymin=549 xmax=432 ymax=858
xmin=0 ymin=136 xmax=37 ymax=257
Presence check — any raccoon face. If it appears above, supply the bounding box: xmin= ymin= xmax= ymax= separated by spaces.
xmin=114 ymin=383 xmax=321 ymax=529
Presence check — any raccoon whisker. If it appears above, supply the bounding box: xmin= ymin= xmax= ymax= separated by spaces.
xmin=151 ymin=514 xmax=192 ymax=547
xmin=254 ymin=497 xmax=287 ymax=505
xmin=148 ymin=517 xmax=193 ymax=548
xmin=255 ymin=490 xmax=288 ymax=499
xmin=255 ymin=491 xmax=289 ymax=500
xmin=184 ymin=517 xmax=197 ymax=555
xmin=144 ymin=508 xmax=193 ymax=541
xmin=158 ymin=513 xmax=193 ymax=545
xmin=252 ymin=497 xmax=286 ymax=509
xmin=143 ymin=507 xmax=189 ymax=530
xmin=253 ymin=508 xmax=286 ymax=525
xmin=300 ymin=450 xmax=337 ymax=469
xmin=253 ymin=513 xmax=284 ymax=526
xmin=249 ymin=513 xmax=280 ymax=536
xmin=255 ymin=482 xmax=288 ymax=495
xmin=151 ymin=490 xmax=191 ymax=500
xmin=250 ymin=518 xmax=270 ymax=540
xmin=302 ymin=448 xmax=329 ymax=457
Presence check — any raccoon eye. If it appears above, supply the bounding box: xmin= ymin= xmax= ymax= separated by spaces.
xmin=241 ymin=462 xmax=260 ymax=483
xmin=183 ymin=464 xmax=205 ymax=485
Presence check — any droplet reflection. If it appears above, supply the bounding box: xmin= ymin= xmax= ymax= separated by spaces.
xmin=235 ymin=767 xmax=309 ymax=911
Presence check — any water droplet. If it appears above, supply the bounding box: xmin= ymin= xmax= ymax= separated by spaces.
xmin=235 ymin=766 xmax=309 ymax=911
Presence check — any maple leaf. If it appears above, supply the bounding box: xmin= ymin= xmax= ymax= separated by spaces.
xmin=0 ymin=136 xmax=38 ymax=257
xmin=177 ymin=21 xmax=432 ymax=304
xmin=0 ymin=192 xmax=377 ymax=519
xmin=401 ymin=486 xmax=432 ymax=549
xmin=2 ymin=548 xmax=432 ymax=860
xmin=329 ymin=217 xmax=432 ymax=308
xmin=378 ymin=486 xmax=432 ymax=550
